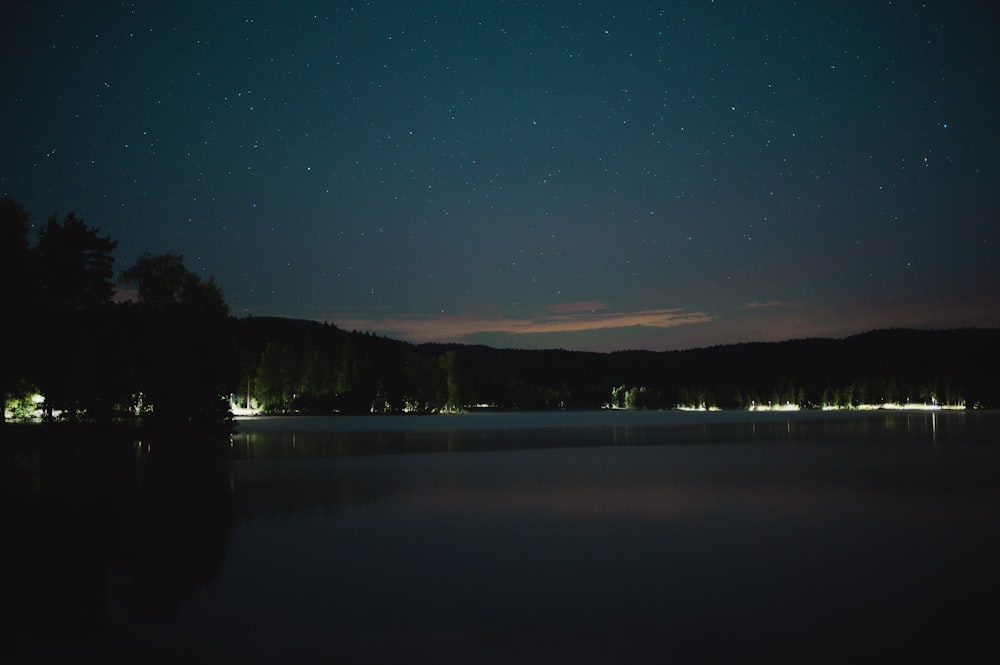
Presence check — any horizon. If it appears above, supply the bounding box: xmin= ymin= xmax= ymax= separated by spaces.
xmin=4 ymin=1 xmax=998 ymax=352
xmin=310 ymin=302 xmax=1000 ymax=353
xmin=236 ymin=312 xmax=996 ymax=355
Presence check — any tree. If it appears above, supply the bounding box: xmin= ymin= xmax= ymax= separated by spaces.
xmin=35 ymin=212 xmax=116 ymax=311
xmin=0 ymin=197 xmax=31 ymax=290
xmin=254 ymin=342 xmax=290 ymax=412
xmin=403 ymin=349 xmax=447 ymax=412
xmin=301 ymin=348 xmax=336 ymax=411
xmin=32 ymin=212 xmax=119 ymax=421
xmin=439 ymin=350 xmax=463 ymax=410
xmin=121 ymin=252 xmax=192 ymax=311
xmin=120 ymin=252 xmax=235 ymax=428
xmin=0 ymin=197 xmax=33 ymax=423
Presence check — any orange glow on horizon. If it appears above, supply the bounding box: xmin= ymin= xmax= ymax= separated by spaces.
xmin=327 ymin=306 xmax=717 ymax=344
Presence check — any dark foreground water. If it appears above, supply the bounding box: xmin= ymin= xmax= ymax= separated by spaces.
xmin=5 ymin=410 xmax=1000 ymax=664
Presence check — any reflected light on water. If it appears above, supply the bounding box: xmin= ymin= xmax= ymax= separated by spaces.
xmin=7 ymin=410 xmax=1000 ymax=664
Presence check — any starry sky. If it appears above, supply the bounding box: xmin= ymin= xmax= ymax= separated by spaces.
xmin=4 ymin=1 xmax=998 ymax=352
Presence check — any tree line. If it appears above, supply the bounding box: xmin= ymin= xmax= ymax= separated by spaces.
xmin=240 ymin=322 xmax=998 ymax=414
xmin=1 ymin=197 xmax=234 ymax=429
xmin=4 ymin=194 xmax=999 ymax=428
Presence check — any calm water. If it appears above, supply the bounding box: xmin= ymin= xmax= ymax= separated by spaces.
xmin=6 ymin=410 xmax=1000 ymax=663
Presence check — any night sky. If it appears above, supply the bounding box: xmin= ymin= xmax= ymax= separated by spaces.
xmin=4 ymin=1 xmax=998 ymax=352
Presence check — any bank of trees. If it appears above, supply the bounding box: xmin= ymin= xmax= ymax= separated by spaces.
xmin=232 ymin=322 xmax=1000 ymax=414
xmin=2 ymin=198 xmax=122 ymax=423
xmin=233 ymin=317 xmax=447 ymax=414
xmin=1 ymin=197 xmax=234 ymax=428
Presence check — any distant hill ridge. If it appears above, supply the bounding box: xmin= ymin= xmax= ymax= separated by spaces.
xmin=231 ymin=319 xmax=1000 ymax=413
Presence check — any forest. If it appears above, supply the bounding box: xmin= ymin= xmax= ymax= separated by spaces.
xmin=1 ymin=197 xmax=233 ymax=429
xmin=233 ymin=318 xmax=999 ymax=414
xmin=3 ymin=194 xmax=999 ymax=429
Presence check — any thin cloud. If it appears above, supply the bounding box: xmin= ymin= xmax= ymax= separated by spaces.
xmin=326 ymin=306 xmax=716 ymax=344
xmin=742 ymin=300 xmax=801 ymax=309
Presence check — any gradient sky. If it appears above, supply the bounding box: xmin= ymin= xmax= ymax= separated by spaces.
xmin=4 ymin=1 xmax=998 ymax=351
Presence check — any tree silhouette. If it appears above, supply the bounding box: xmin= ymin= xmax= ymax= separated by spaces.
xmin=0 ymin=197 xmax=33 ymax=423
xmin=35 ymin=213 xmax=116 ymax=312
xmin=120 ymin=252 xmax=235 ymax=428
xmin=254 ymin=341 xmax=290 ymax=412
xmin=32 ymin=212 xmax=118 ymax=421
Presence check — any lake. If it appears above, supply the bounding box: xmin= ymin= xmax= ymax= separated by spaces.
xmin=5 ymin=410 xmax=1000 ymax=663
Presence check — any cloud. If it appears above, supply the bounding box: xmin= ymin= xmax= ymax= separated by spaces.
xmin=742 ymin=300 xmax=800 ymax=309
xmin=325 ymin=305 xmax=717 ymax=344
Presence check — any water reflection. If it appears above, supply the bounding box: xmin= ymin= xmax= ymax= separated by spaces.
xmin=218 ymin=437 xmax=999 ymax=664
xmin=4 ymin=442 xmax=234 ymax=659
xmin=227 ymin=409 xmax=994 ymax=462
xmin=5 ymin=411 xmax=1000 ymax=663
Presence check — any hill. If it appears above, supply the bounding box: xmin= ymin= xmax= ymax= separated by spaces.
xmin=230 ymin=319 xmax=1000 ymax=413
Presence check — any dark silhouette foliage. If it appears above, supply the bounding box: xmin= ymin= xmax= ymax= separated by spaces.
xmin=35 ymin=212 xmax=116 ymax=312
xmin=0 ymin=201 xmax=236 ymax=432
xmin=120 ymin=252 xmax=236 ymax=429
xmin=230 ymin=320 xmax=1000 ymax=413
xmin=29 ymin=210 xmax=119 ymax=422
xmin=0 ymin=197 xmax=33 ymax=423
xmin=3 ymin=194 xmax=998 ymax=437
